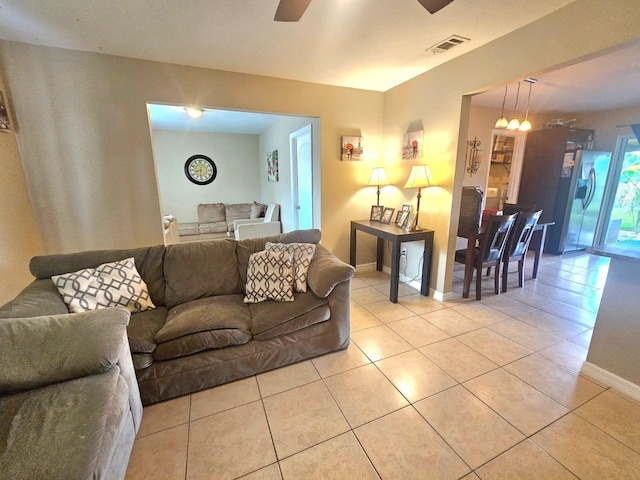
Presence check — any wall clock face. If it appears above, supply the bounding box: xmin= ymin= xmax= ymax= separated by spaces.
xmin=184 ymin=154 xmax=217 ymax=185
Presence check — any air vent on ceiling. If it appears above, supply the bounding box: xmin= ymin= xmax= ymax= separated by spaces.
xmin=426 ymin=35 xmax=469 ymax=54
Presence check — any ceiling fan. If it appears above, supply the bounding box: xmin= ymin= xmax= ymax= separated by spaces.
xmin=274 ymin=0 xmax=454 ymax=22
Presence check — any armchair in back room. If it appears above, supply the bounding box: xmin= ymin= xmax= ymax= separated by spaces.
xmin=233 ymin=204 xmax=282 ymax=240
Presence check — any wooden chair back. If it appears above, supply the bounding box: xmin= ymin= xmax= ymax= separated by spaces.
xmin=506 ymin=210 xmax=543 ymax=259
xmin=502 ymin=203 xmax=537 ymax=216
xmin=480 ymin=213 xmax=517 ymax=264
xmin=458 ymin=187 xmax=483 ymax=237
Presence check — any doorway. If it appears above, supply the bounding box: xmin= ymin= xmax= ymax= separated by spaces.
xmin=290 ymin=124 xmax=313 ymax=230
xmin=598 ymin=134 xmax=640 ymax=244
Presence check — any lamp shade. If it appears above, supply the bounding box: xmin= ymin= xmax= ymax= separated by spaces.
xmin=404 ymin=165 xmax=432 ymax=189
xmin=367 ymin=167 xmax=390 ymax=186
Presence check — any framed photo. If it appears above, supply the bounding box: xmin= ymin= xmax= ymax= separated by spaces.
xmin=380 ymin=207 xmax=395 ymax=225
xmin=395 ymin=210 xmax=409 ymax=228
xmin=341 ymin=136 xmax=363 ymax=161
xmin=402 ymin=204 xmax=411 ymax=212
xmin=370 ymin=205 xmax=384 ymax=221
xmin=402 ymin=130 xmax=423 ymax=160
xmin=267 ymin=150 xmax=279 ymax=182
xmin=404 ymin=213 xmax=416 ymax=232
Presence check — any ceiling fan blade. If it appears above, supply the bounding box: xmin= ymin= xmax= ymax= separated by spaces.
xmin=274 ymin=0 xmax=312 ymax=22
xmin=417 ymin=0 xmax=455 ymax=14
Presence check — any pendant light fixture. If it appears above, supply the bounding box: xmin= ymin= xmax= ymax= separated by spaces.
xmin=518 ymin=78 xmax=537 ymax=132
xmin=494 ymin=86 xmax=509 ymax=129
xmin=507 ymin=82 xmax=521 ymax=130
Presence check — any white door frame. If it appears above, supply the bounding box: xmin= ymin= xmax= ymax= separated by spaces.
xmin=290 ymin=124 xmax=314 ymax=230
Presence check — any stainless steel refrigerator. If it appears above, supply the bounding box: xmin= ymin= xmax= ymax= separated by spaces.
xmin=517 ymin=127 xmax=611 ymax=254
xmin=563 ymin=150 xmax=611 ymax=252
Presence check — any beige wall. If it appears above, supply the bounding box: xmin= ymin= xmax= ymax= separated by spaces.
xmin=152 ymin=130 xmax=261 ymax=223
xmin=0 ymin=0 xmax=638 ymax=300
xmin=0 ymin=42 xmax=384 ymax=264
xmin=0 ymin=74 xmax=45 ymax=304
xmin=383 ymin=0 xmax=640 ymax=296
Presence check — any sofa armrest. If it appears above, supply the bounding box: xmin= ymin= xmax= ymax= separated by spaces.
xmin=233 ymin=218 xmax=260 ymax=228
xmin=307 ymin=244 xmax=356 ymax=298
xmin=234 ymin=221 xmax=282 ymax=240
xmin=0 ymin=307 xmax=131 ymax=394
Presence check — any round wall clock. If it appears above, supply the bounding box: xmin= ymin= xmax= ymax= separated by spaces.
xmin=184 ymin=154 xmax=217 ymax=185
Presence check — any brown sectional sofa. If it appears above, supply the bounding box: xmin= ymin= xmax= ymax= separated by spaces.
xmin=178 ymin=201 xmax=270 ymax=238
xmin=0 ymin=229 xmax=354 ymax=405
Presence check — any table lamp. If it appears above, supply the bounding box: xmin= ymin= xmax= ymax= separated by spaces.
xmin=367 ymin=167 xmax=390 ymax=206
xmin=403 ymin=165 xmax=432 ymax=231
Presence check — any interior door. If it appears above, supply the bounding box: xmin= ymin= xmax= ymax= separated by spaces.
xmin=290 ymin=124 xmax=313 ymax=230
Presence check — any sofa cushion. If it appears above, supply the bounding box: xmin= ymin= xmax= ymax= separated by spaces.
xmin=249 ymin=291 xmax=330 ymax=340
xmin=154 ymin=295 xmax=251 ymax=360
xmin=225 ymin=203 xmax=252 ymax=231
xmin=29 ymin=245 xmax=167 ymax=307
xmin=128 ymin=307 xmax=167 ymax=354
xmin=132 ymin=353 xmax=154 ymax=370
xmin=178 ymin=222 xmax=200 ymax=236
xmin=164 ymin=239 xmax=243 ymax=308
xmin=244 ymin=250 xmax=294 ymax=304
xmin=198 ymin=203 xmax=226 ymax=223
xmin=52 ymin=257 xmax=156 ymax=314
xmin=0 ymin=279 xmax=70 ymax=319
xmin=199 ymin=221 xmax=228 ymax=234
xmin=236 ymin=229 xmax=322 ymax=285
xmin=0 ymin=308 xmax=130 ymax=393
xmin=250 ymin=202 xmax=267 ymax=218
xmin=307 ymin=244 xmax=356 ymax=298
xmin=265 ymin=242 xmax=316 ymax=293
xmin=0 ymin=368 xmax=129 ymax=480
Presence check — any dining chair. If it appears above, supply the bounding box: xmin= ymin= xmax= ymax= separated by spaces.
xmin=455 ymin=213 xmax=517 ymax=300
xmin=502 ymin=202 xmax=537 ymax=216
xmin=457 ymin=186 xmax=483 ymax=237
xmin=501 ymin=209 xmax=543 ymax=292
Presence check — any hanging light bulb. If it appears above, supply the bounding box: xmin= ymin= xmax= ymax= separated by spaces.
xmin=519 ymin=78 xmax=536 ymax=131
xmin=495 ymin=85 xmax=509 ymax=129
xmin=507 ymin=82 xmax=521 ymax=130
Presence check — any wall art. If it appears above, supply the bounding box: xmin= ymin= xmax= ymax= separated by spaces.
xmin=341 ymin=136 xmax=363 ymax=161
xmin=267 ymin=149 xmax=279 ymax=182
xmin=402 ymin=130 xmax=423 ymax=159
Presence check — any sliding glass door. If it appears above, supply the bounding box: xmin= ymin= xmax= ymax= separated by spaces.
xmin=597 ymin=134 xmax=640 ymax=245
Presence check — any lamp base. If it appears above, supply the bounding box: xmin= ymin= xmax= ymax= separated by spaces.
xmin=407 ymin=225 xmax=425 ymax=232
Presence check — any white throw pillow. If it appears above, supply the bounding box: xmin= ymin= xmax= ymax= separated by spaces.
xmin=265 ymin=242 xmax=316 ymax=293
xmin=244 ymin=250 xmax=294 ymax=303
xmin=52 ymin=257 xmax=155 ymax=313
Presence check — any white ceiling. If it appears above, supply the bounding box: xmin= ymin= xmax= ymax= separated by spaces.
xmin=471 ymin=42 xmax=640 ymax=115
xmin=147 ymin=104 xmax=285 ymax=134
xmin=0 ymin=0 xmax=575 ymax=92
xmin=2 ymin=0 xmax=639 ymax=121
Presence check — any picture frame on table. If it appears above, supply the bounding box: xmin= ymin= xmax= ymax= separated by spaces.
xmin=395 ymin=209 xmax=409 ymax=228
xmin=404 ymin=213 xmax=416 ymax=232
xmin=402 ymin=204 xmax=411 ymax=212
xmin=370 ymin=205 xmax=384 ymax=221
xmin=380 ymin=207 xmax=395 ymax=225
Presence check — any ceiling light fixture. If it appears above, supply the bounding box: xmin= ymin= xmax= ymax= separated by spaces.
xmin=185 ymin=107 xmax=204 ymax=119
xmin=518 ymin=78 xmax=537 ymax=132
xmin=507 ymin=82 xmax=521 ymax=130
xmin=494 ymin=86 xmax=509 ymax=129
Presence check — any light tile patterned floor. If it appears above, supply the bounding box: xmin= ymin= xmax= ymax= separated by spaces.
xmin=125 ymin=251 xmax=640 ymax=479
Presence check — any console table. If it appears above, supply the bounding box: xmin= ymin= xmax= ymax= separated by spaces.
xmin=350 ymin=220 xmax=434 ymax=303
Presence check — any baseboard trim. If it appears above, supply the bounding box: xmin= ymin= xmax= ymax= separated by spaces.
xmin=581 ymin=362 xmax=640 ymax=401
